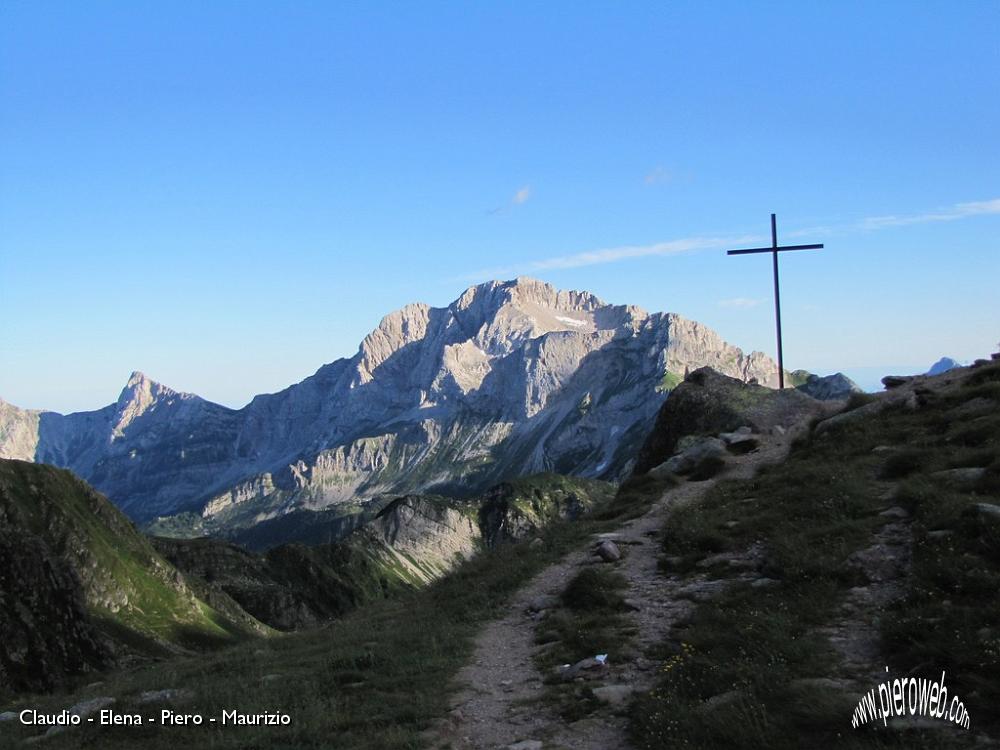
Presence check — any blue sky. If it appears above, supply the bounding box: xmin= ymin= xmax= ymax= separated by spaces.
xmin=1 ymin=1 xmax=998 ymax=412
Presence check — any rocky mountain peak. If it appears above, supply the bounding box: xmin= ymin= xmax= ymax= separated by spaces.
xmin=355 ymin=303 xmax=433 ymax=384
xmin=112 ymin=371 xmax=190 ymax=437
xmin=1 ymin=278 xmax=784 ymax=526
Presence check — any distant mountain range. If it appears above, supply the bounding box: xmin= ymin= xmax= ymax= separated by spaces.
xmin=0 ymin=278 xmax=780 ymax=536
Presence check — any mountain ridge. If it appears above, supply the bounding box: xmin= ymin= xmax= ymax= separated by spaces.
xmin=0 ymin=278 xmax=780 ymax=535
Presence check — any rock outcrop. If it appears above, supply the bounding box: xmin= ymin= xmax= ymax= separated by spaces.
xmin=1 ymin=278 xmax=778 ymax=537
xmin=633 ymin=367 xmax=828 ymax=475
xmin=795 ymin=372 xmax=863 ymax=401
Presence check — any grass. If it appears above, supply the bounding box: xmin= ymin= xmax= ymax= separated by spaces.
xmin=534 ymin=566 xmax=635 ymax=721
xmin=630 ymin=360 xmax=1000 ymax=749
xmin=657 ymin=370 xmax=684 ymax=393
xmin=0 ymin=472 xmax=674 ymax=750
xmin=0 ymin=461 xmax=263 ymax=656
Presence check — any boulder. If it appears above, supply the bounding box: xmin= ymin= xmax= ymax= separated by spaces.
xmin=634 ymin=367 xmax=826 ymax=475
xmin=595 ymin=540 xmax=621 ymax=562
xmin=881 ymin=375 xmax=913 ymax=390
xmin=719 ymin=427 xmax=759 ymax=454
xmin=795 ymin=372 xmax=863 ymax=401
xmin=558 ymin=656 xmax=608 ymax=681
xmin=592 ymin=684 xmax=635 ymax=706
xmin=651 ymin=437 xmax=727 ymax=476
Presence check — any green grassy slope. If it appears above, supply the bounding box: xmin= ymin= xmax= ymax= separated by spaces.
xmin=0 ymin=472 xmax=671 ymax=749
xmin=630 ymin=360 xmax=1000 ymax=749
xmin=0 ymin=459 xmax=269 ymax=695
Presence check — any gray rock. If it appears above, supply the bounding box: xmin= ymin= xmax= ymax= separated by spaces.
xmin=558 ymin=656 xmax=608 ymax=682
xmin=796 ymin=372 xmax=863 ymax=400
xmin=0 ymin=278 xmax=782 ymax=537
xmin=136 ymin=689 xmax=193 ymax=704
xmin=931 ymin=468 xmax=986 ymax=485
xmin=719 ymin=428 xmax=759 ymax=454
xmin=882 ymin=375 xmax=913 ymax=389
xmin=507 ymin=741 xmax=543 ymax=750
xmin=43 ymin=697 xmax=115 ymax=737
xmin=655 ymin=437 xmax=728 ymax=476
xmin=0 ymin=711 xmax=17 ymax=722
xmin=926 ymin=529 xmax=954 ymax=539
xmin=526 ymin=595 xmax=558 ymax=613
xmin=750 ymin=577 xmax=780 ymax=589
xmin=592 ymin=684 xmax=635 ymax=706
xmin=67 ymin=696 xmax=114 ymax=719
xmin=972 ymin=503 xmax=1000 ymax=520
xmin=879 ymin=506 xmax=910 ymax=520
xmin=596 ymin=540 xmax=621 ymax=562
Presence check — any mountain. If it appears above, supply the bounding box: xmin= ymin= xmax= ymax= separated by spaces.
xmin=0 ymin=458 xmax=268 ymax=694
xmin=0 ymin=278 xmax=779 ymax=537
xmin=927 ymin=356 xmax=962 ymax=375
xmin=0 ymin=451 xmax=610 ymax=693
xmin=152 ymin=473 xmax=612 ymax=630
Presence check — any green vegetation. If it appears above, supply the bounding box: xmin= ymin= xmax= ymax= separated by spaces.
xmin=630 ymin=361 xmax=1000 ymax=749
xmin=2 ymin=473 xmax=673 ymax=749
xmin=534 ymin=567 xmax=635 ymax=721
xmin=0 ymin=461 xmax=264 ymax=658
xmin=657 ymin=370 xmax=684 ymax=393
xmin=788 ymin=369 xmax=814 ymax=388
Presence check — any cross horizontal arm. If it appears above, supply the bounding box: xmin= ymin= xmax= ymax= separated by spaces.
xmin=726 ymin=243 xmax=824 ymax=256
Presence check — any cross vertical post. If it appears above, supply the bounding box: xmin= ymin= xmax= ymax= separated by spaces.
xmin=727 ymin=215 xmax=824 ymax=389
xmin=770 ymin=213 xmax=783 ymax=388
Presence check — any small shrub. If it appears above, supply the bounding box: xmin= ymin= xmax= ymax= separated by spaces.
xmin=843 ymin=392 xmax=876 ymax=412
xmin=560 ymin=567 xmax=627 ymax=612
xmin=878 ymin=449 xmax=931 ymax=480
xmin=688 ymin=455 xmax=727 ymax=481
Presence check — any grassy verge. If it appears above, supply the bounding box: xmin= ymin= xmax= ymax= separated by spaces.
xmin=0 ymin=473 xmax=673 ymax=750
xmin=629 ymin=362 xmax=1000 ymax=749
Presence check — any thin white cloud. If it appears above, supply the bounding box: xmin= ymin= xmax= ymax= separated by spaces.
xmin=467 ymin=196 xmax=1000 ymax=279
xmin=859 ymin=198 xmax=1000 ymax=229
xmin=460 ymin=234 xmax=762 ymax=281
xmin=487 ymin=185 xmax=533 ymax=215
xmin=718 ymin=297 xmax=762 ymax=309
xmin=644 ymin=166 xmax=672 ymax=185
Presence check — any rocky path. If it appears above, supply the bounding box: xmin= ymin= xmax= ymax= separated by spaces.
xmin=430 ymin=424 xmax=807 ymax=750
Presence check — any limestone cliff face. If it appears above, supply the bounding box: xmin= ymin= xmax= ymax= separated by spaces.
xmin=0 ymin=278 xmax=779 ymax=532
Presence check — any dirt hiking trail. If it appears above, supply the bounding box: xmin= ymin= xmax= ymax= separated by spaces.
xmin=429 ymin=421 xmax=811 ymax=750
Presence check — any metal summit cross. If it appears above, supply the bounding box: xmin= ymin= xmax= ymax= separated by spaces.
xmin=727 ymin=214 xmax=823 ymax=389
